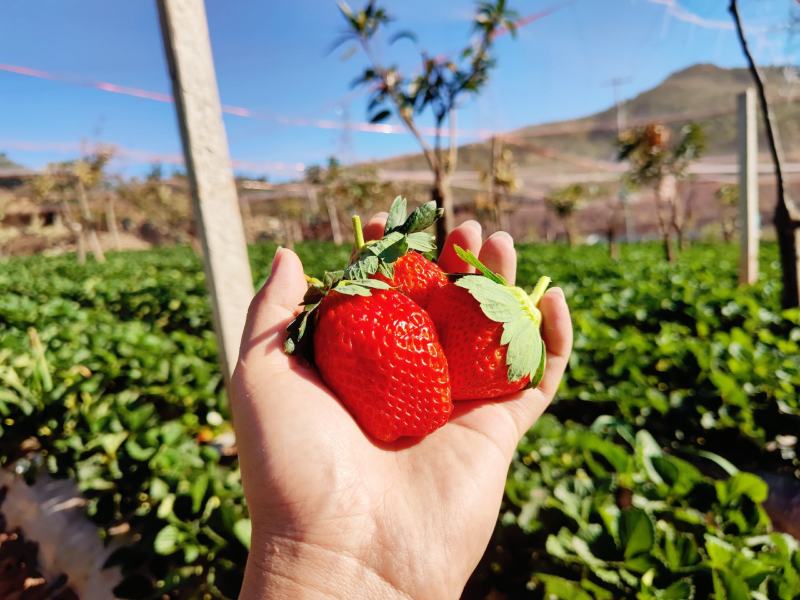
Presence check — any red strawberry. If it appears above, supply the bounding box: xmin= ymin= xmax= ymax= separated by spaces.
xmin=345 ymin=198 xmax=444 ymax=305
xmin=426 ymin=246 xmax=550 ymax=401
xmin=313 ymin=286 xmax=452 ymax=442
xmin=372 ymin=251 xmax=448 ymax=308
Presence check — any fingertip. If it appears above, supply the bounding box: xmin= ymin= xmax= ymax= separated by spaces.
xmin=479 ymin=231 xmax=516 ymax=284
xmin=248 ymin=247 xmax=307 ymax=322
xmin=439 ymin=220 xmax=483 ymax=273
xmin=488 ymin=230 xmax=514 ymax=246
xmin=364 ymin=212 xmax=389 ymax=241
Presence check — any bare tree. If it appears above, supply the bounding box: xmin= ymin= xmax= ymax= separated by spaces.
xmin=545 ymin=184 xmax=584 ymax=247
xmin=716 ymin=184 xmax=739 ymax=243
xmin=480 ymin=137 xmax=516 ymax=232
xmin=336 ymin=0 xmax=518 ymax=251
xmin=72 ymin=148 xmax=114 ymax=262
xmin=730 ymin=0 xmax=800 ymax=308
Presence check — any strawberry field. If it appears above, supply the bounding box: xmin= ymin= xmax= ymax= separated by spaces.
xmin=2 ymin=241 xmax=799 ymax=599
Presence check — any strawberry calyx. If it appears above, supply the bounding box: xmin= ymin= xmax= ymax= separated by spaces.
xmin=344 ymin=196 xmax=442 ymax=281
xmin=285 ymin=196 xmax=442 ymax=360
xmin=284 ymin=271 xmax=390 ymax=358
xmin=452 ymin=245 xmax=551 ymax=388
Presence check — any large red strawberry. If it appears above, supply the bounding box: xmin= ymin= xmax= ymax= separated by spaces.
xmin=372 ymin=251 xmax=448 ymax=308
xmin=427 ymin=246 xmax=550 ymax=401
xmin=286 ymin=278 xmax=452 ymax=442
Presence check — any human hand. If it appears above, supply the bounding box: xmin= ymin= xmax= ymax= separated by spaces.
xmin=231 ymin=218 xmax=572 ymax=599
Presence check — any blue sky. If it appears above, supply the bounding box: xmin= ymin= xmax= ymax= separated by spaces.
xmin=0 ymin=0 xmax=796 ymax=180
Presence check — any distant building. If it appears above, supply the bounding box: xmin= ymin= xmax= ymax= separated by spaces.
xmin=0 ymin=166 xmax=37 ymax=189
xmin=0 ymin=195 xmax=61 ymax=228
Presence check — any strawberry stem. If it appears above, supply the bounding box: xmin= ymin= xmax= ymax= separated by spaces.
xmin=529 ymin=276 xmax=551 ymax=306
xmin=352 ymin=215 xmax=365 ymax=251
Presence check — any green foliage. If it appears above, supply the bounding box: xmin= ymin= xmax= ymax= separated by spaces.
xmin=337 ymin=0 xmax=517 ymax=129
xmin=617 ymin=123 xmax=706 ymax=190
xmin=468 ymin=241 xmax=800 ymax=598
xmin=546 ymin=184 xmax=585 ymax=217
xmin=1 ymin=241 xmax=798 ymax=599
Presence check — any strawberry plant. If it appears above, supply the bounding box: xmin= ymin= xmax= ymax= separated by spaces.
xmin=0 ymin=239 xmax=797 ymax=598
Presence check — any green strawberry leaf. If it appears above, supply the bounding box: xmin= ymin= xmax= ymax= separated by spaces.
xmin=455 ymin=273 xmax=550 ymax=386
xmin=332 ymin=278 xmax=391 ymax=296
xmin=398 ymin=201 xmax=442 ymax=234
xmin=454 ymin=245 xmax=507 ymax=285
xmin=384 ymin=196 xmax=407 ymax=233
xmin=344 ymin=254 xmax=379 ymax=280
xmin=406 ymin=231 xmax=437 ymax=253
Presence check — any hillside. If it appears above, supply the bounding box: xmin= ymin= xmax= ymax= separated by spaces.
xmin=377 ymin=64 xmax=800 ymax=173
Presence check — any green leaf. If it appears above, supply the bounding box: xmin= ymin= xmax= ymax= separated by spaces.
xmin=406 ymin=231 xmax=436 ymax=253
xmin=154 ymin=524 xmax=181 ymax=555
xmin=183 ymin=544 xmax=200 ymax=563
xmin=536 ymin=574 xmax=593 ymax=600
xmin=618 ymin=507 xmax=654 ymax=559
xmin=191 ymin=473 xmax=209 ymax=514
xmin=344 ymin=254 xmax=380 ymax=280
xmin=398 ymin=201 xmax=442 ymax=234
xmin=727 ymin=472 xmax=768 ymax=503
xmin=456 ymin=274 xmax=545 ymax=384
xmin=454 ymin=245 xmax=506 ymax=283
xmin=100 ymin=432 xmax=128 ymax=455
xmin=233 ymin=519 xmax=252 ymax=549
xmin=706 ymin=534 xmax=737 ymax=569
xmin=656 ymin=580 xmax=695 ymax=600
xmin=369 ymin=109 xmax=391 ymax=123
xmin=333 ymin=278 xmax=391 ymax=296
xmin=124 ymin=439 xmax=156 ymax=462
xmin=712 ymin=569 xmax=750 ymax=600
xmin=366 ymin=231 xmax=406 ymax=257
xmin=384 ymin=196 xmax=407 ymax=233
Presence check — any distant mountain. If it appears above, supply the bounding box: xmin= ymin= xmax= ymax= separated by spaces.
xmin=0 ymin=153 xmax=21 ymax=169
xmin=376 ymin=64 xmax=800 ymax=174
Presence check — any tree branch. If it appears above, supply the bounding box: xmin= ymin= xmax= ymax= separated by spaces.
xmin=729 ymin=0 xmax=800 ymax=224
xmin=358 ymin=37 xmax=440 ymax=174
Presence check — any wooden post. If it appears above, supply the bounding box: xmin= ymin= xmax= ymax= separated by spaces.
xmin=157 ymin=0 xmax=254 ymax=383
xmin=738 ymin=88 xmax=759 ymax=285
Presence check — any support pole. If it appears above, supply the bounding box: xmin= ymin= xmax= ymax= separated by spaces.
xmin=157 ymin=0 xmax=254 ymax=384
xmin=738 ymin=88 xmax=759 ymax=285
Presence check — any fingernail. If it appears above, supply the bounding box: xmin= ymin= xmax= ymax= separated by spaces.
xmin=550 ymin=287 xmax=565 ymax=301
xmin=273 ymin=245 xmax=284 ymax=260
xmin=371 ymin=211 xmax=389 ymax=222
xmin=488 ymin=231 xmax=513 ymax=245
xmin=461 ymin=219 xmax=482 ymax=233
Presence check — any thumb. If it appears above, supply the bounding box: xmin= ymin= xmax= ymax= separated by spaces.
xmin=238 ymin=248 xmax=307 ymax=366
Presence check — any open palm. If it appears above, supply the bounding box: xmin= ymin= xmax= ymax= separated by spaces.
xmin=231 ymin=217 xmax=572 ymax=599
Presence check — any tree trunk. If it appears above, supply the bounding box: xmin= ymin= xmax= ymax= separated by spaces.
xmin=59 ymin=199 xmax=86 ymax=264
xmin=608 ymin=226 xmax=620 ymax=260
xmin=730 ymin=0 xmax=800 ymax=307
xmin=282 ymin=219 xmax=295 ymax=250
xmin=75 ymin=180 xmax=106 ymax=262
xmin=661 ymin=233 xmax=674 ymax=264
xmin=105 ymin=195 xmax=121 ymax=251
xmin=654 ymin=181 xmax=676 ymax=264
xmin=776 ymin=203 xmax=800 ymax=308
xmin=433 ymin=173 xmax=454 ymax=255
xmin=563 ymin=217 xmax=575 ymax=247
xmin=323 ymin=194 xmax=343 ymax=245
xmin=721 ymin=220 xmax=734 ymax=243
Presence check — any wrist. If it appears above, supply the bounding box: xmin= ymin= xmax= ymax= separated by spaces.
xmin=240 ymin=533 xmax=412 ymax=600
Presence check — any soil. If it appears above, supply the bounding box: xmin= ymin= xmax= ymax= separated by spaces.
xmin=0 ymin=488 xmax=79 ymax=600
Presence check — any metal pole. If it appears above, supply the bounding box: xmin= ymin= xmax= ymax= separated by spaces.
xmin=157 ymin=0 xmax=254 ymax=384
